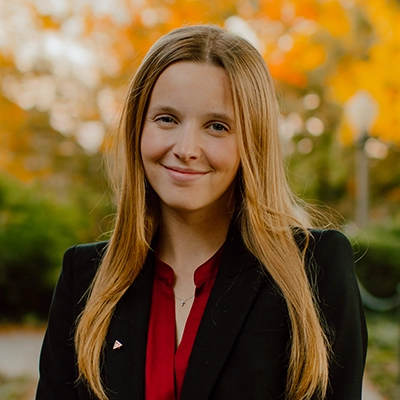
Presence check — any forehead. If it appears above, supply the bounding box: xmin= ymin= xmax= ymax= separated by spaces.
xmin=149 ymin=62 xmax=234 ymax=113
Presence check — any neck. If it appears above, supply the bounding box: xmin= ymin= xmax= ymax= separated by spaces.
xmin=156 ymin=206 xmax=231 ymax=275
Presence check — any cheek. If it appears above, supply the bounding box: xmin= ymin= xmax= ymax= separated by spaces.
xmin=140 ymin=129 xmax=160 ymax=163
xmin=140 ymin=141 xmax=150 ymax=166
xmin=214 ymin=143 xmax=240 ymax=175
xmin=140 ymin=138 xmax=157 ymax=181
xmin=140 ymin=139 xmax=158 ymax=187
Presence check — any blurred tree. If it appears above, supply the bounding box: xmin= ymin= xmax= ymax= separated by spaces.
xmin=0 ymin=173 xmax=97 ymax=320
xmin=330 ymin=0 xmax=400 ymax=145
xmin=0 ymin=0 xmax=399 ymax=223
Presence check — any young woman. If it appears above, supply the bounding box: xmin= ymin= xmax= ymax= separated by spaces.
xmin=36 ymin=25 xmax=367 ymax=400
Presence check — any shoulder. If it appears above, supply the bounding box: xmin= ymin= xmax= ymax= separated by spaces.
xmin=308 ymin=229 xmax=352 ymax=252
xmin=60 ymin=241 xmax=109 ymax=301
xmin=63 ymin=241 xmax=108 ymax=268
xmin=294 ymin=228 xmax=354 ymax=272
xmin=308 ymin=229 xmax=353 ymax=264
xmin=304 ymin=230 xmax=360 ymax=307
xmin=63 ymin=241 xmax=108 ymax=276
xmin=307 ymin=229 xmax=354 ymax=278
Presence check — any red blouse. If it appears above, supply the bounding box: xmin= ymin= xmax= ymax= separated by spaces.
xmin=145 ymin=247 xmax=223 ymax=400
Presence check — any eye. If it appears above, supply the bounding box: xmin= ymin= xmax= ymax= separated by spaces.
xmin=156 ymin=116 xmax=175 ymax=124
xmin=208 ymin=122 xmax=228 ymax=133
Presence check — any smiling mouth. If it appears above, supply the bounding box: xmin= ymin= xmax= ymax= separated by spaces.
xmin=161 ymin=164 xmax=209 ymax=182
xmin=163 ymin=165 xmax=207 ymax=175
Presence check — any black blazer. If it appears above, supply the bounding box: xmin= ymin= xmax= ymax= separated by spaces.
xmin=36 ymin=229 xmax=367 ymax=400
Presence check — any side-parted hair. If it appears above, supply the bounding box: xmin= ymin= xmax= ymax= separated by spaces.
xmin=75 ymin=24 xmax=330 ymax=400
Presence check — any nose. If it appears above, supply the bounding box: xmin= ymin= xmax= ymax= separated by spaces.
xmin=172 ymin=124 xmax=201 ymax=161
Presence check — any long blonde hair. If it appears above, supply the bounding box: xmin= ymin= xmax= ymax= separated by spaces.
xmin=75 ymin=25 xmax=330 ymax=400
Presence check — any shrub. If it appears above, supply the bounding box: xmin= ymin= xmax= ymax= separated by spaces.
xmin=353 ymin=226 xmax=400 ymax=298
xmin=0 ymin=174 xmax=94 ymax=321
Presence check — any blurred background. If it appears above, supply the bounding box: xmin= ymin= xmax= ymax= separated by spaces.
xmin=0 ymin=0 xmax=399 ymax=398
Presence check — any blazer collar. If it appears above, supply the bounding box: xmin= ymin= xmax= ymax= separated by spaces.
xmin=181 ymin=228 xmax=262 ymax=400
xmin=219 ymin=223 xmax=258 ymax=276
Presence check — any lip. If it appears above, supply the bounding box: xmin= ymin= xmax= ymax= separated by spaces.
xmin=162 ymin=164 xmax=208 ymax=182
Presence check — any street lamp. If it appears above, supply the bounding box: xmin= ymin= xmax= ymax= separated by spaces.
xmin=344 ymin=90 xmax=379 ymax=229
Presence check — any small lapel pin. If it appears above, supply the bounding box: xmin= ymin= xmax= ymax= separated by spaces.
xmin=113 ymin=340 xmax=123 ymax=350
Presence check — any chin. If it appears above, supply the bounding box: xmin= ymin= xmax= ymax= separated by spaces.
xmin=160 ymin=197 xmax=228 ymax=216
xmin=163 ymin=202 xmax=205 ymax=213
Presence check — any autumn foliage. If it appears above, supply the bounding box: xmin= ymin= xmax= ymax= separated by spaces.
xmin=0 ymin=0 xmax=399 ymax=221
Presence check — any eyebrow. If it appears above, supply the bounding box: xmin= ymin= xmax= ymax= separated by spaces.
xmin=147 ymin=105 xmax=177 ymax=115
xmin=147 ymin=105 xmax=235 ymax=124
xmin=208 ymin=112 xmax=235 ymax=125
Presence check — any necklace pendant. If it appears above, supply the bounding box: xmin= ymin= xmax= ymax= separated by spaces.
xmin=175 ymin=293 xmax=194 ymax=307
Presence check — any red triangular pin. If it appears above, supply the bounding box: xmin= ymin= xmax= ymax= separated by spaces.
xmin=113 ymin=340 xmax=123 ymax=350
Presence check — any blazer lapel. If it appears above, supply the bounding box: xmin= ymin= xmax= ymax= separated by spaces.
xmin=180 ymin=230 xmax=263 ymax=400
xmin=103 ymin=250 xmax=155 ymax=400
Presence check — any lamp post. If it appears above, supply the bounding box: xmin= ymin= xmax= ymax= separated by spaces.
xmin=344 ymin=90 xmax=379 ymax=229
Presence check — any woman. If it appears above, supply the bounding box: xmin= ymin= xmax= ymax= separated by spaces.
xmin=36 ymin=25 xmax=367 ymax=400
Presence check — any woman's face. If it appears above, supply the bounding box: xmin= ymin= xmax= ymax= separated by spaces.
xmin=140 ymin=62 xmax=240 ymax=217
